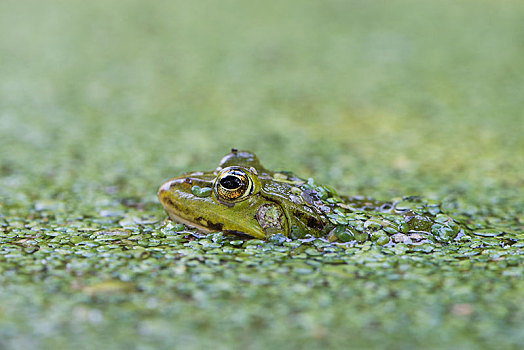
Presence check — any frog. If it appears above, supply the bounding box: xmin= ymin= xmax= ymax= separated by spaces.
xmin=158 ymin=149 xmax=463 ymax=244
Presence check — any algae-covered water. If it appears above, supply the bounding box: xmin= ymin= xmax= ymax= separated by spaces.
xmin=1 ymin=0 xmax=523 ymax=349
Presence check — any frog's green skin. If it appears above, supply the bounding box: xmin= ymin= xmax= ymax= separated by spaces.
xmin=158 ymin=150 xmax=461 ymax=243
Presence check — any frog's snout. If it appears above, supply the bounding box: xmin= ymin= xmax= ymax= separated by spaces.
xmin=159 ymin=176 xmax=192 ymax=193
xmin=158 ymin=176 xmax=205 ymax=208
xmin=158 ymin=178 xmax=183 ymax=205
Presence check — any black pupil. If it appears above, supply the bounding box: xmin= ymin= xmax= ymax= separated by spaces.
xmin=221 ymin=175 xmax=242 ymax=190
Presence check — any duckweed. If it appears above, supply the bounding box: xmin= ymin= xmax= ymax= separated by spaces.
xmin=191 ymin=185 xmax=212 ymax=198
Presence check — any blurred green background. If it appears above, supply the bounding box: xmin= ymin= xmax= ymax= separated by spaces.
xmin=1 ymin=0 xmax=523 ymax=349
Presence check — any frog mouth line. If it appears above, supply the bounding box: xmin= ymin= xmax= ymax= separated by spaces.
xmin=165 ymin=210 xmax=216 ymax=233
xmin=165 ymin=209 xmax=256 ymax=239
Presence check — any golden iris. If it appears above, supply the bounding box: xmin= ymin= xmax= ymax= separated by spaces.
xmin=214 ymin=167 xmax=253 ymax=202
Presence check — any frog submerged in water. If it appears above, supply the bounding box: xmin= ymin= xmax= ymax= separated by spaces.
xmin=158 ymin=149 xmax=463 ymax=244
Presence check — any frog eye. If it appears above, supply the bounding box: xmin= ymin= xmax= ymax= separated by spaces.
xmin=214 ymin=167 xmax=253 ymax=202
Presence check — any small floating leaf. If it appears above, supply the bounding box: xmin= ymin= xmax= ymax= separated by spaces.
xmin=473 ymin=229 xmax=505 ymax=237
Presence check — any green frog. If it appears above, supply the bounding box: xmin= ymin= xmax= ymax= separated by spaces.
xmin=158 ymin=149 xmax=462 ymax=244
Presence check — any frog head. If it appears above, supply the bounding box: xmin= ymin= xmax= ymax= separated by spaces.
xmin=158 ymin=149 xmax=331 ymax=239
